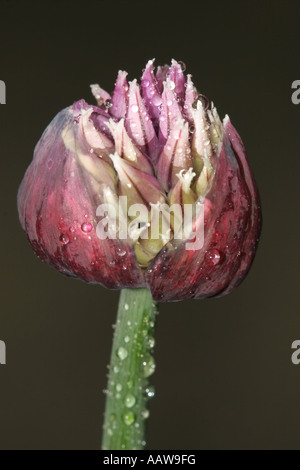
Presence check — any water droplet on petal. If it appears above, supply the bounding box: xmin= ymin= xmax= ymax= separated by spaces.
xmin=178 ymin=60 xmax=186 ymax=71
xmin=152 ymin=95 xmax=162 ymax=106
xmin=59 ymin=234 xmax=70 ymax=245
xmin=142 ymin=79 xmax=150 ymax=88
xmin=117 ymin=248 xmax=127 ymax=257
xmin=205 ymin=249 xmax=221 ymax=266
xmin=117 ymin=347 xmax=128 ymax=360
xmin=131 ymin=104 xmax=139 ymax=113
xmin=123 ymin=411 xmax=135 ymax=426
xmin=47 ymin=159 xmax=53 ymax=169
xmin=169 ymin=80 xmax=176 ymax=90
xmin=81 ymin=222 xmax=93 ymax=233
xmin=125 ymin=394 xmax=136 ymax=408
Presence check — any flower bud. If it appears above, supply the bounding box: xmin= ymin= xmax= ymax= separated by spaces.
xmin=18 ymin=60 xmax=261 ymax=301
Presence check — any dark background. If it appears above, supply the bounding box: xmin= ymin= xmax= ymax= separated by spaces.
xmin=0 ymin=0 xmax=299 ymax=449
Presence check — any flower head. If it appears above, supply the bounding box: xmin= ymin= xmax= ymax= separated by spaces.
xmin=17 ymin=59 xmax=261 ymax=301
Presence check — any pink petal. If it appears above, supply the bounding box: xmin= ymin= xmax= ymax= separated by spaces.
xmin=183 ymin=74 xmax=198 ymax=121
xmin=107 ymin=118 xmax=153 ymax=175
xmin=168 ymin=59 xmax=186 ymax=100
xmin=90 ymin=83 xmax=111 ymax=106
xmin=141 ymin=59 xmax=162 ymax=122
xmin=125 ymin=79 xmax=159 ymax=161
xmin=109 ymin=152 xmax=165 ymax=208
xmin=156 ymin=65 xmax=169 ymax=93
xmin=110 ymin=70 xmax=129 ymax=119
xmin=158 ymin=78 xmax=183 ymax=144
xmin=156 ymin=118 xmax=192 ymax=191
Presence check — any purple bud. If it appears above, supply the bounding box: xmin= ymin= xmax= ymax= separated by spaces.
xmin=18 ymin=60 xmax=261 ymax=302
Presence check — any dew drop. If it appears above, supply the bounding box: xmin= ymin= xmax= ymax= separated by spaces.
xmin=145 ymin=385 xmax=155 ymax=399
xmin=59 ymin=234 xmax=70 ymax=245
xmin=113 ymin=366 xmax=119 ymax=374
xmin=131 ymin=104 xmax=139 ymax=113
xmin=117 ymin=347 xmax=128 ymax=360
xmin=141 ymin=354 xmax=156 ymax=378
xmin=142 ymin=79 xmax=150 ymax=88
xmin=124 ymin=335 xmax=130 ymax=343
xmin=205 ymin=249 xmax=221 ymax=266
xmin=169 ymin=80 xmax=176 ymax=90
xmin=167 ymin=99 xmax=173 ymax=107
xmin=178 ymin=60 xmax=186 ymax=71
xmin=47 ymin=158 xmax=53 ymax=169
xmin=141 ymin=409 xmax=150 ymax=419
xmin=123 ymin=411 xmax=135 ymax=426
xmin=125 ymin=394 xmax=136 ymax=408
xmin=124 ymin=303 xmax=129 ymax=311
xmin=147 ymin=336 xmax=155 ymax=349
xmin=81 ymin=222 xmax=93 ymax=233
xmin=198 ymin=94 xmax=210 ymax=110
xmin=121 ymin=264 xmax=127 ymax=271
xmin=152 ymin=95 xmax=162 ymax=107
xmin=117 ymin=248 xmax=127 ymax=257
xmin=116 ymin=383 xmax=122 ymax=392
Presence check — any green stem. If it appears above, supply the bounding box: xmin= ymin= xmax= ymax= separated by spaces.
xmin=102 ymin=288 xmax=158 ymax=450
